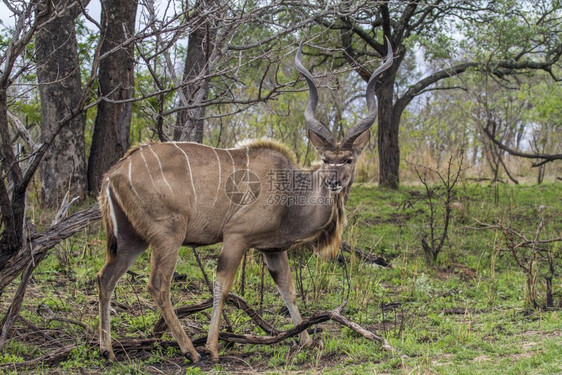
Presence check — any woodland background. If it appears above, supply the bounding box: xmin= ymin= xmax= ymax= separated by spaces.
xmin=0 ymin=0 xmax=561 ymax=373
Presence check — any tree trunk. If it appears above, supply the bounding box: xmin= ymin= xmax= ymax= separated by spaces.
xmin=537 ymin=165 xmax=545 ymax=184
xmin=87 ymin=0 xmax=138 ymax=194
xmin=36 ymin=0 xmax=86 ymax=208
xmin=0 ymin=88 xmax=25 ymax=265
xmin=173 ymin=0 xmax=217 ymax=142
xmin=377 ymin=78 xmax=401 ymax=189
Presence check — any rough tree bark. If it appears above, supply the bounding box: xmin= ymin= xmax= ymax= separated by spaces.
xmin=36 ymin=0 xmax=87 ymax=208
xmin=376 ymin=66 xmax=403 ymax=190
xmin=173 ymin=0 xmax=218 ymax=142
xmin=0 ymin=1 xmax=99 ymax=298
xmin=0 ymin=89 xmax=25 ymax=266
xmin=87 ymin=0 xmax=138 ymax=194
xmin=0 ymin=1 xmax=46 ymax=269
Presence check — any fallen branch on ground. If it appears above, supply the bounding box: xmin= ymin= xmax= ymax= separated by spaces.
xmin=153 ymin=293 xmax=280 ymax=337
xmin=0 ymin=203 xmax=101 ymax=294
xmin=340 ymin=241 xmax=391 ymax=268
xmin=0 ymin=301 xmax=393 ymax=371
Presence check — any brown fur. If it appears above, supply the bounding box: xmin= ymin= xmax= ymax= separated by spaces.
xmin=241 ymin=138 xmax=345 ymax=258
xmin=239 ymin=138 xmax=297 ymax=164
xmin=310 ymin=194 xmax=346 ymax=259
xmin=117 ymin=143 xmax=148 ymax=161
xmin=97 ymin=43 xmax=392 ymax=363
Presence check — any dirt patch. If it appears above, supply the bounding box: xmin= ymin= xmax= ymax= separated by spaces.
xmin=362 ymin=211 xmax=421 ymax=226
xmin=516 ymin=329 xmax=561 ymax=338
xmin=436 ymin=263 xmax=477 ymax=281
xmin=431 ymin=353 xmax=454 ymax=366
xmin=472 ymin=355 xmax=491 ymax=362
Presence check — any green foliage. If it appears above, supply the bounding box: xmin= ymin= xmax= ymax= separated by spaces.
xmin=185 ymin=367 xmax=205 ymax=375
xmin=522 ymin=80 xmax=562 ymax=125
xmin=0 ymin=351 xmax=24 ymax=365
xmin=60 ymin=345 xmax=103 ymax=370
xmin=1 ymin=184 xmax=561 ymax=373
xmin=2 ymin=1 xmax=562 ymax=372
xmin=458 ymin=0 xmax=557 ymax=61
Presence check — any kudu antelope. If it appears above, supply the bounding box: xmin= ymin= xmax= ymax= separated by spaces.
xmin=97 ymin=42 xmax=393 ymax=362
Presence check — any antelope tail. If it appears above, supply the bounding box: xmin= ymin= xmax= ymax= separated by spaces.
xmin=99 ymin=179 xmax=118 ymax=262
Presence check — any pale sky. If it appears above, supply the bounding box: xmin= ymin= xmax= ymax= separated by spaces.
xmin=0 ymin=1 xmax=102 ymax=28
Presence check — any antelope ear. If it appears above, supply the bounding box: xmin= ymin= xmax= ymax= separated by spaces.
xmin=308 ymin=129 xmax=333 ymax=153
xmin=352 ymin=129 xmax=370 ymax=154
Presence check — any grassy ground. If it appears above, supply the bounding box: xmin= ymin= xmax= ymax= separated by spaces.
xmin=1 ymin=182 xmax=561 ymax=374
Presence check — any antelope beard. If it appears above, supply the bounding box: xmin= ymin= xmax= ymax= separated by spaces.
xmin=310 ymin=193 xmax=347 ymax=259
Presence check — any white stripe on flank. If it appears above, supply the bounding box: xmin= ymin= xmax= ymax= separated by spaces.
xmin=128 ymin=159 xmax=141 ymax=199
xmin=106 ymin=183 xmax=119 ymax=237
xmin=225 ymin=149 xmax=235 ymax=173
xmin=219 ymin=149 xmax=237 ymax=230
xmin=212 ymin=147 xmax=222 ymax=206
xmin=170 ymin=141 xmax=215 ymax=152
xmin=172 ymin=143 xmax=198 ymax=206
xmin=148 ymin=145 xmax=174 ymax=195
xmin=245 ymin=146 xmax=250 ymax=170
xmin=139 ymin=147 xmax=158 ymax=190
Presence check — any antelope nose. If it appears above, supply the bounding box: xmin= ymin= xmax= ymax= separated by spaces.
xmin=326 ymin=177 xmax=341 ymax=191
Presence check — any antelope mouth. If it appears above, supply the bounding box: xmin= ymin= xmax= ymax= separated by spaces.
xmin=328 ymin=185 xmax=343 ymax=194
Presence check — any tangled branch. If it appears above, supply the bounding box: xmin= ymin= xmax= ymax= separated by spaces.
xmin=0 ymin=300 xmax=393 ymax=371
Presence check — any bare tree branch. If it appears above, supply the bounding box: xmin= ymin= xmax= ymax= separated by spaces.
xmin=481 ymin=126 xmax=562 ymax=167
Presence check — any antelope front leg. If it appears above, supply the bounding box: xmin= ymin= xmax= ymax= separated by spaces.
xmin=206 ymin=239 xmax=246 ymax=361
xmin=263 ymin=251 xmax=312 ymax=346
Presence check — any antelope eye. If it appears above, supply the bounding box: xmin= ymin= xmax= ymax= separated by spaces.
xmin=345 ymin=158 xmax=353 ymax=164
xmin=322 ymin=159 xmax=329 ymax=164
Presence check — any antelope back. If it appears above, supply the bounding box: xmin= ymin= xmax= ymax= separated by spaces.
xmin=100 ymin=141 xmax=297 ymax=247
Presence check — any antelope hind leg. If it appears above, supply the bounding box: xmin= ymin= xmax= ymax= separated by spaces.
xmin=97 ymin=238 xmax=147 ymax=361
xmin=148 ymin=239 xmax=201 ymax=363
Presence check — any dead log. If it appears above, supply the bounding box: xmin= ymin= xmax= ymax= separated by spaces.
xmin=0 ymin=203 xmax=101 ymax=350
xmin=340 ymin=241 xmax=391 ymax=268
xmin=0 ymin=344 xmax=77 ymax=371
xmin=153 ymin=293 xmax=280 ymax=337
xmin=0 ymin=262 xmax=36 ymax=350
xmin=157 ymin=300 xmax=392 ymax=349
xmin=0 ymin=301 xmax=393 ymax=371
xmin=0 ymin=203 xmax=101 ymax=295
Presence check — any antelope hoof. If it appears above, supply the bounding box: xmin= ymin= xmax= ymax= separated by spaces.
xmin=193 ymin=348 xmax=217 ymax=364
xmin=300 ymin=332 xmax=313 ymax=347
xmin=101 ymin=349 xmax=115 ymax=362
xmin=306 ymin=336 xmax=324 ymax=351
xmin=184 ymin=350 xmax=201 ymax=364
xmin=209 ymin=352 xmax=219 ymax=362
xmin=203 ymin=346 xmax=219 ymax=362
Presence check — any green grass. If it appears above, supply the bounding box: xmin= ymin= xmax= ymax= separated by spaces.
xmin=1 ymin=182 xmax=561 ymax=374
